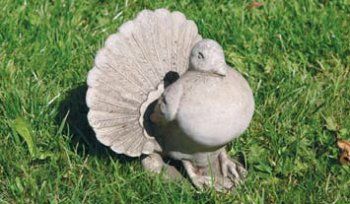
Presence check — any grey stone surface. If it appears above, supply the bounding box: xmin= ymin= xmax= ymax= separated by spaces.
xmin=86 ymin=9 xmax=254 ymax=191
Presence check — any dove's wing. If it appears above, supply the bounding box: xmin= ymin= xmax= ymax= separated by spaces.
xmin=159 ymin=82 xmax=184 ymax=121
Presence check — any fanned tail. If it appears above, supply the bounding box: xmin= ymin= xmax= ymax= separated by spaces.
xmin=86 ymin=9 xmax=202 ymax=157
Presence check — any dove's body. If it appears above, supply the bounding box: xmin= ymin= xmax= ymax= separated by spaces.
xmin=157 ymin=68 xmax=254 ymax=166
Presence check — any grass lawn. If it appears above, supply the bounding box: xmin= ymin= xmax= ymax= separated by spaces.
xmin=1 ymin=0 xmax=350 ymax=203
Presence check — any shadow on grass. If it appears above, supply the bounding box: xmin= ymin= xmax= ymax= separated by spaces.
xmin=56 ymin=84 xmax=136 ymax=163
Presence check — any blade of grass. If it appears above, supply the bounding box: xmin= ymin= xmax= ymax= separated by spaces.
xmin=10 ymin=117 xmax=37 ymax=157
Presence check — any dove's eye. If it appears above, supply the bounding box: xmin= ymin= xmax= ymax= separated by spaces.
xmin=198 ymin=52 xmax=204 ymax=59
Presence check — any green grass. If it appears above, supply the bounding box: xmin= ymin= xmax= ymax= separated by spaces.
xmin=1 ymin=0 xmax=350 ymax=203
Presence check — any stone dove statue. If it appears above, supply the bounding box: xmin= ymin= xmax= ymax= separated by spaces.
xmin=86 ymin=9 xmax=254 ymax=191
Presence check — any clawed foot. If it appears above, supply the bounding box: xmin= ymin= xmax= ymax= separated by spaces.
xmin=182 ymin=160 xmax=222 ymax=190
xmin=219 ymin=151 xmax=247 ymax=185
xmin=182 ymin=150 xmax=247 ymax=191
xmin=143 ymin=151 xmax=247 ymax=191
xmin=192 ymin=175 xmax=214 ymax=189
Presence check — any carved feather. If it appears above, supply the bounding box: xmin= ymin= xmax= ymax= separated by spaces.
xmin=86 ymin=9 xmax=202 ymax=157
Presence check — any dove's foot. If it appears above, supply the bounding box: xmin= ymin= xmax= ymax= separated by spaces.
xmin=182 ymin=159 xmax=233 ymax=191
xmin=218 ymin=150 xmax=247 ymax=185
xmin=182 ymin=160 xmax=215 ymax=190
xmin=182 ymin=150 xmax=247 ymax=191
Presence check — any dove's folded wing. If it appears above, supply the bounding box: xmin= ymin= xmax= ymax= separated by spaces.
xmin=160 ymin=82 xmax=183 ymax=121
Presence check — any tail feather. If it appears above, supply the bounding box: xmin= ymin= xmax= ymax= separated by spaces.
xmin=87 ymin=9 xmax=201 ymax=157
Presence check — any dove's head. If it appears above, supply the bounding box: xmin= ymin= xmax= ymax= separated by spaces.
xmin=189 ymin=39 xmax=227 ymax=76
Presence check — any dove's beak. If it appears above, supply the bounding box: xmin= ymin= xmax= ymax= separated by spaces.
xmin=214 ymin=64 xmax=227 ymax=76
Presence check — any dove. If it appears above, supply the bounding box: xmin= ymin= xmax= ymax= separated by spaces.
xmin=148 ymin=39 xmax=254 ymax=189
xmin=86 ymin=9 xmax=254 ymax=191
